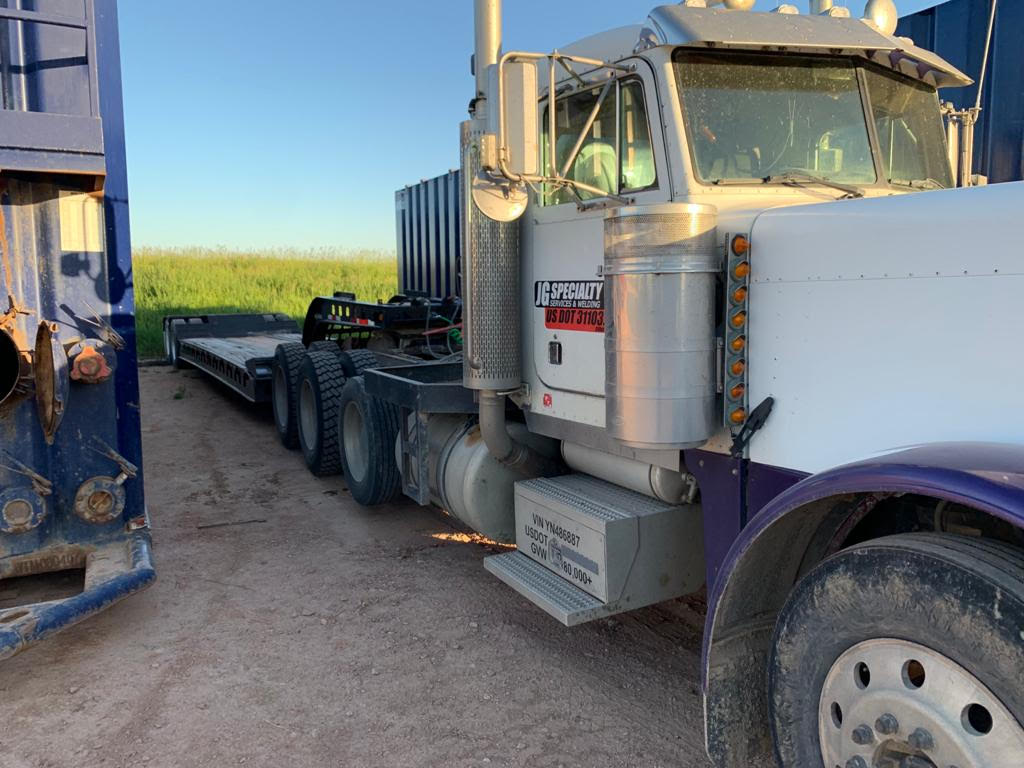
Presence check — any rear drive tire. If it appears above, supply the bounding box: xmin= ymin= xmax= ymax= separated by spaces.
xmin=271 ymin=342 xmax=307 ymax=449
xmin=296 ymin=351 xmax=346 ymax=476
xmin=309 ymin=340 xmax=339 ymax=356
xmin=338 ymin=349 xmax=378 ymax=378
xmin=769 ymin=533 xmax=1024 ymax=768
xmin=338 ymin=376 xmax=401 ymax=506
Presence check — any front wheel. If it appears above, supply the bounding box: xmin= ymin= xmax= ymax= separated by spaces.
xmin=770 ymin=533 xmax=1024 ymax=768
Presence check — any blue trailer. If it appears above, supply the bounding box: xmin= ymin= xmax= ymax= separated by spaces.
xmin=0 ymin=0 xmax=153 ymax=660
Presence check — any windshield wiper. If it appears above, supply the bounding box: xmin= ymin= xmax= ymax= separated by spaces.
xmin=763 ymin=171 xmax=865 ymax=198
xmin=888 ymin=177 xmax=946 ymax=190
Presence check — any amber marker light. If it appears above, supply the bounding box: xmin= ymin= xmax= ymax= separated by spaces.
xmin=730 ymin=359 xmax=746 ymax=376
xmin=730 ymin=335 xmax=746 ymax=353
xmin=730 ymin=311 xmax=747 ymax=329
xmin=732 ymin=235 xmax=750 ymax=256
xmin=730 ymin=383 xmax=745 ymax=400
xmin=731 ymin=286 xmax=748 ymax=304
xmin=733 ymin=261 xmax=751 ymax=279
xmin=730 ymin=408 xmax=746 ymax=424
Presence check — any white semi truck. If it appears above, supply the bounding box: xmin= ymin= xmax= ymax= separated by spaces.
xmin=171 ymin=1 xmax=1024 ymax=765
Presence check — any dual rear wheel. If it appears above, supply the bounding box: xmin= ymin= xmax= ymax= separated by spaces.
xmin=337 ymin=376 xmax=401 ymax=506
xmin=271 ymin=343 xmax=400 ymax=501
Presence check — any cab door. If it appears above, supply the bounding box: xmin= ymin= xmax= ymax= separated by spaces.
xmin=525 ymin=65 xmax=670 ymax=397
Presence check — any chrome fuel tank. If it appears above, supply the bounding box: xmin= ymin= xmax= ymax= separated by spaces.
xmin=604 ymin=203 xmax=719 ymax=449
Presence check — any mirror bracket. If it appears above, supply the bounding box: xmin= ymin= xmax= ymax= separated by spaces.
xmin=487 ymin=50 xmax=629 ymax=200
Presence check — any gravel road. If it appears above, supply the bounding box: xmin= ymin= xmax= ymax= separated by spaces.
xmin=0 ymin=367 xmax=711 ymax=768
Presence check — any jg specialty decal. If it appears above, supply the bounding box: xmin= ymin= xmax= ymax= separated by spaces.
xmin=534 ymin=280 xmax=604 ymax=333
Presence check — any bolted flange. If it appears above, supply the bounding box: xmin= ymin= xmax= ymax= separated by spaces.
xmin=73 ymin=476 xmax=125 ymax=524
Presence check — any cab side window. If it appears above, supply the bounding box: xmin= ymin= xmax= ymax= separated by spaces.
xmin=541 ymin=78 xmax=657 ymax=205
xmin=620 ymin=81 xmax=656 ymax=192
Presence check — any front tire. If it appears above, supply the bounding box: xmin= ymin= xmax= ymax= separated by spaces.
xmin=769 ymin=533 xmax=1024 ymax=768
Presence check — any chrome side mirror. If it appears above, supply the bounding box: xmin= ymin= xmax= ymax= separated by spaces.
xmin=490 ymin=60 xmax=538 ymax=177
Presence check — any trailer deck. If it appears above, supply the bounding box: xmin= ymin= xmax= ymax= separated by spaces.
xmin=164 ymin=289 xmax=463 ymax=406
xmin=164 ymin=314 xmax=302 ymax=403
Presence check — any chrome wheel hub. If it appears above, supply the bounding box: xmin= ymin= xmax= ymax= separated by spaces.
xmin=342 ymin=400 xmax=367 ymax=483
xmin=819 ymin=638 xmax=1024 ymax=768
xmin=273 ymin=366 xmax=288 ymax=427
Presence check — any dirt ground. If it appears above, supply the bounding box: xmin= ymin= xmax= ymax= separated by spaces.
xmin=0 ymin=367 xmax=710 ymax=768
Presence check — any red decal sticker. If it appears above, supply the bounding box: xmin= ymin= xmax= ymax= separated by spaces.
xmin=543 ymin=307 xmax=604 ymax=333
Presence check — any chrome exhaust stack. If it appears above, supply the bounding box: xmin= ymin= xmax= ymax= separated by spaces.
xmin=473 ymin=0 xmax=501 ymax=106
xmin=463 ymin=0 xmax=554 ymax=474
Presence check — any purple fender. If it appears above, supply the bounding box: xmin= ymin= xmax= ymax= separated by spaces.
xmin=701 ymin=442 xmax=1024 ymax=767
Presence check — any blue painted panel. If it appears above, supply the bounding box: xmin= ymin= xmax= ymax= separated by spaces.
xmin=0 ymin=0 xmax=153 ymax=660
xmin=899 ymin=0 xmax=1024 ymax=182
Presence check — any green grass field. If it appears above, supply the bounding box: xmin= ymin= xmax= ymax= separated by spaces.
xmin=133 ymin=247 xmax=398 ymax=358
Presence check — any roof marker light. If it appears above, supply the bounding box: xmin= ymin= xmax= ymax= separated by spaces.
xmin=863 ymin=0 xmax=899 ymax=35
xmin=705 ymin=0 xmax=756 ymax=11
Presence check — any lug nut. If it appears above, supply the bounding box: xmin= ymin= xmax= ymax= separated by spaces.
xmin=851 ymin=724 xmax=875 ymax=745
xmin=875 ymin=713 xmax=900 ymax=735
xmin=846 ymin=757 xmax=868 ymax=768
xmin=908 ymin=727 xmax=934 ymax=751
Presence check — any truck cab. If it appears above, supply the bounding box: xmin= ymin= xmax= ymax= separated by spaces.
xmin=523 ymin=6 xmax=967 ymax=447
xmin=330 ymin=3 xmax=1024 ymax=766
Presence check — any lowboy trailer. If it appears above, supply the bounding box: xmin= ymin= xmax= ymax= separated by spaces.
xmin=177 ymin=1 xmax=1024 ymax=766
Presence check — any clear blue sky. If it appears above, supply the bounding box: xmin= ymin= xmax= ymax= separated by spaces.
xmin=118 ymin=0 xmax=938 ymax=252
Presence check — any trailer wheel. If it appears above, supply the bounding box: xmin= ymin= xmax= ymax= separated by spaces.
xmin=338 ymin=349 xmax=378 ymax=378
xmin=296 ymin=351 xmax=345 ymax=476
xmin=271 ymin=342 xmax=307 ymax=449
xmin=337 ymin=376 xmax=400 ymax=506
xmin=769 ymin=533 xmax=1024 ymax=768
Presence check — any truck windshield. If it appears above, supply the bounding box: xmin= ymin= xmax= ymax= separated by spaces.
xmin=675 ymin=51 xmax=876 ymax=185
xmin=674 ymin=51 xmax=951 ymax=190
xmin=863 ymin=67 xmax=954 ymax=189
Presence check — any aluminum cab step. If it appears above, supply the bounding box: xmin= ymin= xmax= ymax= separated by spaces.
xmin=484 ymin=474 xmax=704 ymax=626
xmin=485 ymin=551 xmax=617 ymax=626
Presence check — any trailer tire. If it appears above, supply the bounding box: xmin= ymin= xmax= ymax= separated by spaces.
xmin=338 ymin=376 xmax=400 ymax=506
xmin=769 ymin=533 xmax=1024 ymax=767
xmin=338 ymin=349 xmax=378 ymax=378
xmin=296 ymin=351 xmax=346 ymax=476
xmin=272 ymin=342 xmax=307 ymax=449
